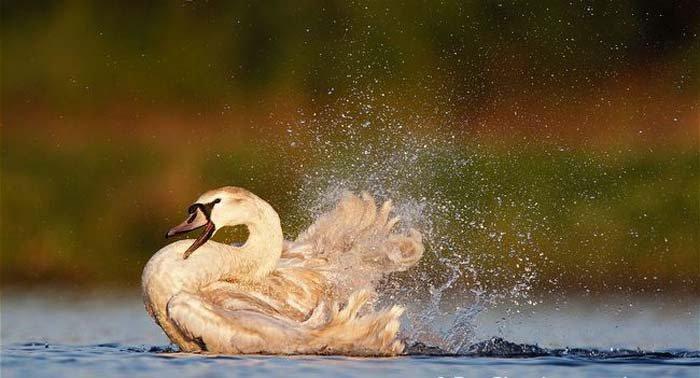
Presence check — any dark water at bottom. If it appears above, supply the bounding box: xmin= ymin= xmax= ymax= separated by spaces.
xmin=1 ymin=291 xmax=698 ymax=377
xmin=2 ymin=342 xmax=699 ymax=378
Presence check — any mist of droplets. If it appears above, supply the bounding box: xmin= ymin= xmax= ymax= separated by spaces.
xmin=276 ymin=84 xmax=550 ymax=352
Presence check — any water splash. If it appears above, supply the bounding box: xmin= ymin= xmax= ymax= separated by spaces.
xmin=278 ymin=86 xmax=548 ymax=353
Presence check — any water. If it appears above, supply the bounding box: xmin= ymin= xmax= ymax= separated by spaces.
xmin=2 ymin=291 xmax=698 ymax=377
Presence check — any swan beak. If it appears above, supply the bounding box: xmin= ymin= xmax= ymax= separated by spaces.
xmin=182 ymin=221 xmax=216 ymax=259
xmin=166 ymin=209 xmax=208 ymax=238
xmin=165 ymin=207 xmax=216 ymax=259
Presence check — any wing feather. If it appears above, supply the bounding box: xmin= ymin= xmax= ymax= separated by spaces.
xmin=284 ymin=191 xmax=424 ymax=299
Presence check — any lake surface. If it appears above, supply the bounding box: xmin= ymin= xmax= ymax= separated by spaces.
xmin=1 ymin=290 xmax=699 ymax=377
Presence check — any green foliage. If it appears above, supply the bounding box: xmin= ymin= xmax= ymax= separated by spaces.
xmin=1 ymin=133 xmax=697 ymax=293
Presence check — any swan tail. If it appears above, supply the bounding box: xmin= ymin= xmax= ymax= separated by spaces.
xmin=290 ymin=192 xmax=424 ymax=297
xmin=309 ymin=289 xmax=405 ymax=356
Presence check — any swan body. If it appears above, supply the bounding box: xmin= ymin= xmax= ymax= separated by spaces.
xmin=142 ymin=187 xmax=423 ymax=355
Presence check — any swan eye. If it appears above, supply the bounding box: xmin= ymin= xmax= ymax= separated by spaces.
xmin=214 ymin=198 xmax=221 ymax=204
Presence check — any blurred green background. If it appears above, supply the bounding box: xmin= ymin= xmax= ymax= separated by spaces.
xmin=1 ymin=1 xmax=698 ymax=294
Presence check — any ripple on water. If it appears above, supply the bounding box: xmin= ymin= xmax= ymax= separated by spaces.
xmin=3 ymin=338 xmax=699 ymax=378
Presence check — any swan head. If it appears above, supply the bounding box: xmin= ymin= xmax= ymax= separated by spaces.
xmin=165 ymin=186 xmax=261 ymax=259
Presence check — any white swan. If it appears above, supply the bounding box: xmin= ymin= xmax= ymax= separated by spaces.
xmin=142 ymin=186 xmax=423 ymax=355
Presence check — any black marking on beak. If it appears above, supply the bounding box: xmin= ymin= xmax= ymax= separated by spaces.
xmin=165 ymin=198 xmax=222 ymax=259
xmin=187 ymin=198 xmax=220 ymax=220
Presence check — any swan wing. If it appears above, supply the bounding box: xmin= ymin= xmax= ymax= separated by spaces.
xmin=286 ymin=192 xmax=424 ymax=299
xmin=199 ymin=265 xmax=330 ymax=322
xmin=166 ymin=289 xmax=404 ymax=355
xmin=167 ymin=290 xmax=309 ymax=354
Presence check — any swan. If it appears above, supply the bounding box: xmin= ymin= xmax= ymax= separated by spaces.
xmin=142 ymin=186 xmax=424 ymax=355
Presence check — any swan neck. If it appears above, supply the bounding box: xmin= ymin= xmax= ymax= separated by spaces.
xmin=231 ymin=205 xmax=283 ymax=282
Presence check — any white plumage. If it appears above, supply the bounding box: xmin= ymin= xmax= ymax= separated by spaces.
xmin=142 ymin=186 xmax=423 ymax=355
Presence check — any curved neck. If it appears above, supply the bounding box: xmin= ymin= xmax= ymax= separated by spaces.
xmin=234 ymin=205 xmax=284 ymax=282
xmin=153 ymin=199 xmax=285 ymax=292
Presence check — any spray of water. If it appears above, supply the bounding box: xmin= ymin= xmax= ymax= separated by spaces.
xmin=275 ymin=84 xmax=549 ymax=352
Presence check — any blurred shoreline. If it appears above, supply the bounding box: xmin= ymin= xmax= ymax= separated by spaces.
xmin=2 ymin=1 xmax=698 ymax=295
xmin=2 ymin=97 xmax=698 ymax=294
